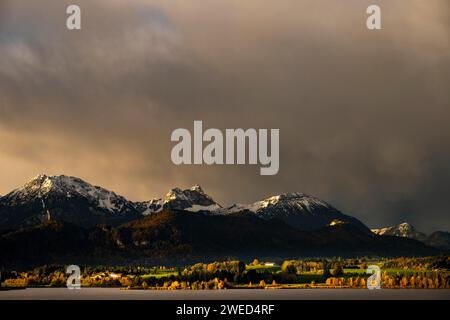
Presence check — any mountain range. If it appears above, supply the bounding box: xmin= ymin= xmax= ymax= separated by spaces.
xmin=0 ymin=174 xmax=447 ymax=268
xmin=0 ymin=174 xmax=370 ymax=232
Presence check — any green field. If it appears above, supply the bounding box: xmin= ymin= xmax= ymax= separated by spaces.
xmin=142 ymin=270 xmax=178 ymax=279
xmin=246 ymin=265 xmax=438 ymax=280
xmin=246 ymin=264 xmax=281 ymax=273
xmin=2 ymin=257 xmax=448 ymax=289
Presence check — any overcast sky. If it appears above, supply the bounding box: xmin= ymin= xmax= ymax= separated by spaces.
xmin=0 ymin=0 xmax=449 ymax=232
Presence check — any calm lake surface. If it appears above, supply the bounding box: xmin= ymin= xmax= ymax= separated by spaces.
xmin=1 ymin=288 xmax=449 ymax=300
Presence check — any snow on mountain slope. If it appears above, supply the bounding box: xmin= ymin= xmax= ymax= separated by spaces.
xmin=8 ymin=174 xmax=134 ymax=214
xmin=134 ymin=199 xmax=163 ymax=215
xmin=371 ymin=222 xmax=427 ymax=241
xmin=0 ymin=175 xmax=223 ymax=229
xmin=0 ymin=175 xmax=369 ymax=233
xmin=162 ymin=185 xmax=221 ymax=212
xmin=133 ymin=185 xmax=221 ymax=215
xmin=0 ymin=174 xmax=142 ymax=229
xmin=226 ymin=193 xmax=370 ymax=232
xmin=228 ymin=193 xmax=333 ymax=216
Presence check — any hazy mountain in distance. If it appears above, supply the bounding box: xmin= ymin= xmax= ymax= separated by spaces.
xmin=425 ymin=231 xmax=450 ymax=250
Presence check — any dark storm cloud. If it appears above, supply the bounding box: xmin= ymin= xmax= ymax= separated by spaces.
xmin=0 ymin=0 xmax=449 ymax=232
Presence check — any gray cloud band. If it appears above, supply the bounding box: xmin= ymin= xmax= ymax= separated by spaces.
xmin=0 ymin=0 xmax=449 ymax=232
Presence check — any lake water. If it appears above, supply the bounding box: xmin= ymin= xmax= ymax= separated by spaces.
xmin=1 ymin=288 xmax=449 ymax=300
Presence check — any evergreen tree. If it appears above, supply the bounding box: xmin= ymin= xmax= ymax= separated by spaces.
xmin=322 ymin=260 xmax=331 ymax=282
xmin=333 ymin=263 xmax=344 ymax=277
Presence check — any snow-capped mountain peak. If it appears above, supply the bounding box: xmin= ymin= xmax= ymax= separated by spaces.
xmin=135 ymin=198 xmax=163 ymax=216
xmin=371 ymin=222 xmax=427 ymax=241
xmin=226 ymin=192 xmax=369 ymax=232
xmin=0 ymin=175 xmax=368 ymax=232
xmin=10 ymin=174 xmax=132 ymax=214
xmin=190 ymin=184 xmax=205 ymax=193
xmin=260 ymin=193 xmax=331 ymax=211
xmin=0 ymin=174 xmax=143 ymax=229
xmin=228 ymin=192 xmax=333 ymax=215
xmin=19 ymin=173 xmax=54 ymax=194
xmin=163 ymin=185 xmax=221 ymax=212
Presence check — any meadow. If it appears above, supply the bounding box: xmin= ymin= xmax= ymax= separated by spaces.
xmin=1 ymin=256 xmax=448 ymax=290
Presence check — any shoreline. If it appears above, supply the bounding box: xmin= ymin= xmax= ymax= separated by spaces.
xmin=1 ymin=287 xmax=449 ymax=300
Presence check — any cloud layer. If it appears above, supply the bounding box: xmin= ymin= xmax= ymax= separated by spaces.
xmin=1 ymin=0 xmax=449 ymax=232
